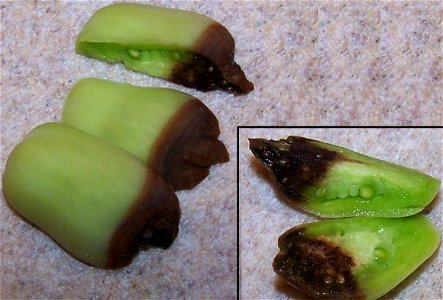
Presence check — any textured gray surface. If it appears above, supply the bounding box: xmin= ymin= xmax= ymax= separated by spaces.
xmin=239 ymin=128 xmax=442 ymax=299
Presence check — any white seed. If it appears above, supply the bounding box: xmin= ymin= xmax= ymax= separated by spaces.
xmin=128 ymin=49 xmax=141 ymax=58
xmin=359 ymin=186 xmax=374 ymax=199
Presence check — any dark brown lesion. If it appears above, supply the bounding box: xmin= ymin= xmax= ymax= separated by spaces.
xmin=106 ymin=171 xmax=180 ymax=269
xmin=273 ymin=227 xmax=363 ymax=299
xmin=149 ymin=99 xmax=229 ymax=190
xmin=249 ymin=136 xmax=341 ymax=202
xmin=170 ymin=23 xmax=254 ymax=95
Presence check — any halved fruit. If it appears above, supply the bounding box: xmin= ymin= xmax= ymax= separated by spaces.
xmin=274 ymin=215 xmax=440 ymax=299
xmin=76 ymin=3 xmax=253 ymax=94
xmin=249 ymin=136 xmax=440 ymax=218
xmin=62 ymin=78 xmax=229 ymax=190
xmin=3 ymin=123 xmax=180 ymax=269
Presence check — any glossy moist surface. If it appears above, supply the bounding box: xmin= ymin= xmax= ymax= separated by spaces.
xmin=76 ymin=3 xmax=253 ymax=94
xmin=249 ymin=136 xmax=440 ymax=217
xmin=3 ymin=123 xmax=180 ymax=269
xmin=62 ymin=78 xmax=229 ymax=190
xmin=274 ymin=216 xmax=441 ymax=300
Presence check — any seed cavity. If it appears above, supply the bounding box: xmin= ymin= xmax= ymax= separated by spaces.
xmin=359 ymin=186 xmax=374 ymax=199
xmin=335 ymin=228 xmax=345 ymax=237
xmin=128 ymin=49 xmax=141 ymax=58
xmin=374 ymin=247 xmax=388 ymax=260
xmin=338 ymin=186 xmax=349 ymax=199
xmin=317 ymin=182 xmax=384 ymax=200
xmin=172 ymin=51 xmax=181 ymax=60
xmin=316 ymin=187 xmax=326 ymax=197
xmin=151 ymin=50 xmax=161 ymax=60
xmin=348 ymin=184 xmax=360 ymax=197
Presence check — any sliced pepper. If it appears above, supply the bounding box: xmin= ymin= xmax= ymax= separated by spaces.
xmin=62 ymin=78 xmax=229 ymax=190
xmin=249 ymin=136 xmax=440 ymax=218
xmin=76 ymin=3 xmax=254 ymax=94
xmin=274 ymin=215 xmax=441 ymax=299
xmin=3 ymin=123 xmax=180 ymax=269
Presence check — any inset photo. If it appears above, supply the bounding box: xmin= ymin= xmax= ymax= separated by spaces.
xmin=238 ymin=127 xmax=442 ymax=300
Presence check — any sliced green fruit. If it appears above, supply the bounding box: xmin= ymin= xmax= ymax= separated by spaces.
xmin=249 ymin=136 xmax=440 ymax=218
xmin=273 ymin=215 xmax=441 ymax=300
xmin=3 ymin=122 xmax=180 ymax=269
xmin=76 ymin=3 xmax=254 ymax=94
xmin=61 ymin=78 xmax=229 ymax=190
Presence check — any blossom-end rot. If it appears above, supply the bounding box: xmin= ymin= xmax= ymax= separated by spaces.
xmin=62 ymin=78 xmax=229 ymax=190
xmin=76 ymin=3 xmax=254 ymax=94
xmin=274 ymin=216 xmax=440 ymax=299
xmin=249 ymin=136 xmax=440 ymax=218
xmin=3 ymin=123 xmax=180 ymax=269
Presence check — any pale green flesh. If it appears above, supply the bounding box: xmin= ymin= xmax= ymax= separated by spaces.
xmin=76 ymin=3 xmax=213 ymax=77
xmin=78 ymin=42 xmax=193 ymax=78
xmin=3 ymin=123 xmax=148 ymax=267
xmin=62 ymin=78 xmax=192 ymax=163
xmin=76 ymin=3 xmax=212 ymax=49
xmin=304 ymin=215 xmax=441 ymax=300
xmin=300 ymin=142 xmax=440 ymax=218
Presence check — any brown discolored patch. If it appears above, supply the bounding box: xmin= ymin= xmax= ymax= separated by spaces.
xmin=273 ymin=227 xmax=363 ymax=299
xmin=249 ymin=136 xmax=341 ymax=202
xmin=169 ymin=22 xmax=254 ymax=94
xmin=149 ymin=99 xmax=229 ymax=190
xmin=107 ymin=171 xmax=180 ymax=269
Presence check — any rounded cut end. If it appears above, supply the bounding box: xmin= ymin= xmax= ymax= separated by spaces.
xmin=171 ymin=22 xmax=254 ymax=94
xmin=106 ymin=170 xmax=180 ymax=269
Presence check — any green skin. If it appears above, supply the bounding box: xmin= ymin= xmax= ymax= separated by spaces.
xmin=75 ymin=3 xmax=257 ymax=95
xmin=3 ymin=123 xmax=151 ymax=268
xmin=249 ymin=136 xmax=441 ymax=218
xmin=76 ymin=4 xmax=210 ymax=78
xmin=62 ymin=78 xmax=191 ymax=163
xmin=274 ymin=215 xmax=441 ymax=300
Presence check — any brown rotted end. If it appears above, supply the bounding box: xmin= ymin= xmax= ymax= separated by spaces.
xmin=150 ymin=99 xmax=229 ymax=191
xmin=170 ymin=23 xmax=254 ymax=95
xmin=249 ymin=137 xmax=340 ymax=201
xmin=273 ymin=227 xmax=363 ymax=300
xmin=106 ymin=171 xmax=180 ymax=269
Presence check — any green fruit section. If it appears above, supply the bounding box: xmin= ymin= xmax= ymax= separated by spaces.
xmin=3 ymin=123 xmax=148 ymax=268
xmin=250 ymin=136 xmax=440 ymax=218
xmin=275 ymin=216 xmax=440 ymax=300
xmin=252 ymin=136 xmax=441 ymax=298
xmin=76 ymin=3 xmax=212 ymax=78
xmin=62 ymin=78 xmax=191 ymax=162
xmin=304 ymin=216 xmax=440 ymax=299
xmin=303 ymin=158 xmax=440 ymax=218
